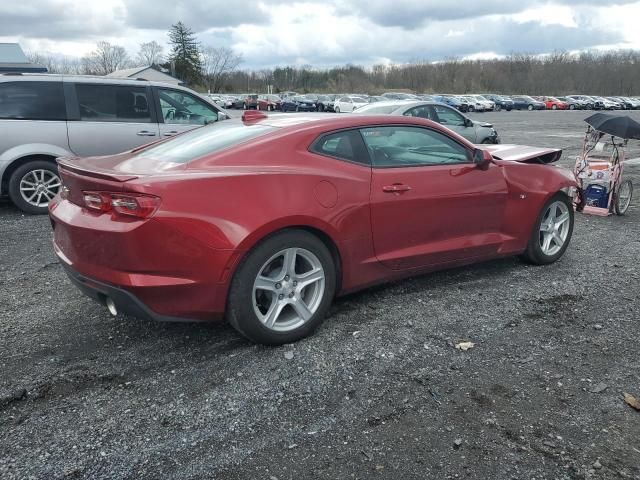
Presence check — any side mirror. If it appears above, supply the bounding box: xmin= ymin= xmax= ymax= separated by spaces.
xmin=465 ymin=118 xmax=474 ymax=128
xmin=473 ymin=148 xmax=492 ymax=170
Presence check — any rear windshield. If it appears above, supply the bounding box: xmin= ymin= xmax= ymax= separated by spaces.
xmin=135 ymin=122 xmax=276 ymax=163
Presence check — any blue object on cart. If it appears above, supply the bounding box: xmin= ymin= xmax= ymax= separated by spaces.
xmin=584 ymin=184 xmax=608 ymax=208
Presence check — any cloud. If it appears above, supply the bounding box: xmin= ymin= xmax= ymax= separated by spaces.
xmin=0 ymin=1 xmax=126 ymax=40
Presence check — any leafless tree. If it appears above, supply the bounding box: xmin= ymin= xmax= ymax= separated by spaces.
xmin=25 ymin=51 xmax=84 ymax=75
xmin=200 ymin=46 xmax=243 ymax=93
xmin=136 ymin=41 xmax=164 ymax=66
xmin=84 ymin=41 xmax=130 ymax=75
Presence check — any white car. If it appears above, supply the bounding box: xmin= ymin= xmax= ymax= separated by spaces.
xmin=334 ymin=96 xmax=369 ymax=113
xmin=470 ymin=95 xmax=495 ymax=111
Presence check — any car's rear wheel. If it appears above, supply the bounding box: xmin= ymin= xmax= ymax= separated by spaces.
xmin=527 ymin=104 xmax=534 ymax=111
xmin=569 ymin=104 xmax=575 ymax=110
xmin=521 ymin=193 xmax=574 ymax=265
xmin=8 ymin=160 xmax=61 ymax=215
xmin=227 ymin=230 xmax=336 ymax=345
xmin=614 ymin=180 xmax=633 ymax=215
xmin=552 ymin=104 xmax=557 ymax=110
xmin=335 ymin=106 xmax=340 ymax=113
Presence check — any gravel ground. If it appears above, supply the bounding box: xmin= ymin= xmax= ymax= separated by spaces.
xmin=1 ymin=110 xmax=640 ymax=480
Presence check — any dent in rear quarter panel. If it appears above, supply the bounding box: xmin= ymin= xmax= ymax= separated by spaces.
xmin=499 ymin=161 xmax=577 ymax=253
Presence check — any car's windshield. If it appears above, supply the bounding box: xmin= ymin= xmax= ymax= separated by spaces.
xmin=135 ymin=123 xmax=276 ymax=164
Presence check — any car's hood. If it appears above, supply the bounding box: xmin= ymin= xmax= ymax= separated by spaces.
xmin=481 ymin=144 xmax=562 ymax=164
xmin=474 ymin=121 xmax=494 ymax=128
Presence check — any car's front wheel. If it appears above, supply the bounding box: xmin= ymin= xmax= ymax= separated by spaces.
xmin=227 ymin=230 xmax=336 ymax=345
xmin=8 ymin=160 xmax=61 ymax=214
xmin=521 ymin=193 xmax=574 ymax=265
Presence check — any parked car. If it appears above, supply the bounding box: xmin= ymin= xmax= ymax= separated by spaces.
xmin=257 ymin=94 xmax=282 ymax=111
xmin=461 ymin=96 xmax=486 ymax=112
xmin=50 ymin=111 xmax=577 ymax=345
xmin=511 ymin=95 xmax=546 ymax=110
xmin=567 ymin=95 xmax=602 ymax=110
xmin=243 ymin=94 xmax=259 ymax=110
xmin=228 ymin=96 xmax=246 ymax=109
xmin=334 ymin=96 xmax=369 ymax=113
xmin=556 ymin=96 xmax=582 ymax=110
xmin=540 ymin=96 xmax=570 ymax=110
xmin=469 ymin=95 xmax=495 ymax=111
xmin=0 ymin=73 xmax=228 ymax=214
xmin=355 ymin=101 xmax=500 ymax=144
xmin=482 ymin=94 xmax=514 ymax=111
xmin=315 ymin=95 xmax=335 ymax=112
xmin=281 ymin=95 xmax=317 ymax=112
xmin=436 ymin=95 xmax=469 ymax=112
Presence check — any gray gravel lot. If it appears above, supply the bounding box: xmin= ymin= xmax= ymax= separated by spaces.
xmin=1 ymin=110 xmax=640 ymax=480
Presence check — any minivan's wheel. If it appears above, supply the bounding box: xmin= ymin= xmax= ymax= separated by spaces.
xmin=527 ymin=104 xmax=534 ymax=111
xmin=614 ymin=180 xmax=633 ymax=215
xmin=521 ymin=193 xmax=574 ymax=265
xmin=227 ymin=230 xmax=337 ymax=345
xmin=8 ymin=160 xmax=61 ymax=215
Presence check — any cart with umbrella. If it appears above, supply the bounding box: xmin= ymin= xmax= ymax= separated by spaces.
xmin=574 ymin=113 xmax=637 ymax=216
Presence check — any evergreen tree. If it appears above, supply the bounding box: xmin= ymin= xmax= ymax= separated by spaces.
xmin=167 ymin=22 xmax=202 ymax=85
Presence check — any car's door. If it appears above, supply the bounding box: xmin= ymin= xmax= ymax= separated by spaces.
xmin=364 ymin=125 xmax=509 ymax=270
xmin=67 ymin=83 xmax=159 ymax=157
xmin=153 ymin=87 xmax=222 ymax=138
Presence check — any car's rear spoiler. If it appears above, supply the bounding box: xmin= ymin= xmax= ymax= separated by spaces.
xmin=481 ymin=144 xmax=562 ymax=164
xmin=57 ymin=157 xmax=139 ymax=182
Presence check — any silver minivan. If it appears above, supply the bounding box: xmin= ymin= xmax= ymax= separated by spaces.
xmin=0 ymin=74 xmax=229 ymax=213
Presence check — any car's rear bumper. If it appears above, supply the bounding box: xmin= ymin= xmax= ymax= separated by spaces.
xmin=60 ymin=262 xmax=203 ymax=322
xmin=50 ymin=198 xmax=232 ymax=322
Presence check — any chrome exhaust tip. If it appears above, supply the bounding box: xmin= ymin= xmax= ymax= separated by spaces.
xmin=105 ymin=297 xmax=118 ymax=316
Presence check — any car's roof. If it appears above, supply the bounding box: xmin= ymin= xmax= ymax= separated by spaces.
xmin=0 ymin=72 xmax=193 ymax=90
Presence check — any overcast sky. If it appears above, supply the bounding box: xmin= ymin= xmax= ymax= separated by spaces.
xmin=2 ymin=0 xmax=640 ymax=68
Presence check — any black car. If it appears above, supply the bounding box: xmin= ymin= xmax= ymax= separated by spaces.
xmin=281 ymin=95 xmax=317 ymax=112
xmin=315 ymin=95 xmax=335 ymax=112
xmin=511 ymin=95 xmax=546 ymax=110
xmin=482 ymin=94 xmax=514 ymax=111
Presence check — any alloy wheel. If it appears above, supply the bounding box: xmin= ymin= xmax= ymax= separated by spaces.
xmin=252 ymin=247 xmax=325 ymax=332
xmin=19 ymin=169 xmax=61 ymax=208
xmin=539 ymin=200 xmax=571 ymax=256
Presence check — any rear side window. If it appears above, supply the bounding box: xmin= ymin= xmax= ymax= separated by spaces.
xmin=310 ymin=130 xmax=370 ymax=165
xmin=135 ymin=122 xmax=275 ymax=163
xmin=0 ymin=81 xmax=65 ymax=120
xmin=76 ymin=84 xmax=151 ymax=123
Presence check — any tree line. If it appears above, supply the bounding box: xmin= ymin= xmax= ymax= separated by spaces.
xmin=27 ymin=21 xmax=640 ymax=96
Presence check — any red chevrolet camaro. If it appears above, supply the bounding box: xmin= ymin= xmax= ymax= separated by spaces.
xmin=49 ymin=111 xmax=577 ymax=344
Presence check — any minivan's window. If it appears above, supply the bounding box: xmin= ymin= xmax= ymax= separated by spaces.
xmin=158 ymin=88 xmax=219 ymax=126
xmin=360 ymin=126 xmax=469 ymax=167
xmin=135 ymin=122 xmax=275 ymax=163
xmin=0 ymin=81 xmax=65 ymax=121
xmin=76 ymin=84 xmax=151 ymax=123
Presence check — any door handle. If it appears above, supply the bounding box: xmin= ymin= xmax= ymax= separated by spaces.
xmin=163 ymin=131 xmax=179 ymax=137
xmin=382 ymin=184 xmax=411 ymax=193
xmin=136 ymin=130 xmax=156 ymax=136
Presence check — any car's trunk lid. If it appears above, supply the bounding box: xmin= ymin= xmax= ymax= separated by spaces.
xmin=481 ymin=144 xmax=562 ymax=164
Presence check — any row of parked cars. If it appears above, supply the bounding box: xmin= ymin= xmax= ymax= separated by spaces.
xmin=208 ymin=92 xmax=640 ymax=114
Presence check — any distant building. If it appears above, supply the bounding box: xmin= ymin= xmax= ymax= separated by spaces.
xmin=106 ymin=66 xmax=183 ymax=85
xmin=0 ymin=43 xmax=47 ymax=73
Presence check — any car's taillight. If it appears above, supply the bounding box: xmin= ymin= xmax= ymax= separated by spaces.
xmin=82 ymin=191 xmax=161 ymax=219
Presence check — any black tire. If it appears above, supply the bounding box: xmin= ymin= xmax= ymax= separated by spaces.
xmin=227 ymin=230 xmax=337 ymax=345
xmin=8 ymin=160 xmax=60 ymax=215
xmin=495 ymin=104 xmax=501 ymax=112
xmin=521 ymin=193 xmax=574 ymax=265
xmin=335 ymin=106 xmax=340 ymax=113
xmin=295 ymin=106 xmax=300 ymax=112
xmin=569 ymin=104 xmax=575 ymax=110
xmin=527 ymin=104 xmax=534 ymax=111
xmin=614 ymin=180 xmax=633 ymax=215
xmin=468 ymin=105 xmax=474 ymax=112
